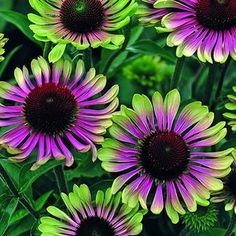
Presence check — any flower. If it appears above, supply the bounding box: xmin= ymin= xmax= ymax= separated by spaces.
xmin=0 ymin=57 xmax=118 ymax=169
xmin=38 ymin=184 xmax=144 ymax=235
xmin=224 ymin=86 xmax=236 ymax=132
xmin=137 ymin=0 xmax=168 ymax=26
xmin=155 ymin=0 xmax=236 ymax=63
xmin=28 ymin=0 xmax=137 ymax=62
xmin=98 ymin=89 xmax=234 ymax=224
xmin=0 ymin=33 xmax=8 ymax=62
xmin=211 ymin=160 xmax=236 ymax=214
xmin=122 ymin=55 xmax=174 ymax=89
xmin=182 ymin=204 xmax=218 ymax=233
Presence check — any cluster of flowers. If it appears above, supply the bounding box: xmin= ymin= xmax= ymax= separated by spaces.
xmin=1 ymin=0 xmax=236 ymax=235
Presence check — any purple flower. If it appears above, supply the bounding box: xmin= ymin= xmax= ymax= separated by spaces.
xmin=155 ymin=0 xmax=236 ymax=63
xmin=39 ymin=184 xmax=144 ymax=235
xmin=98 ymin=89 xmax=233 ymax=223
xmin=137 ymin=0 xmax=168 ymax=26
xmin=0 ymin=57 xmax=118 ymax=169
xmin=211 ymin=160 xmax=236 ymax=214
xmin=28 ymin=0 xmax=138 ymax=62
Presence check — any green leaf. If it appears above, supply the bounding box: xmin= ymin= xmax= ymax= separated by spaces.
xmin=9 ymin=209 xmax=28 ymax=225
xmin=5 ymin=215 xmax=37 ymax=236
xmin=185 ymin=228 xmax=226 ymax=236
xmin=0 ymin=0 xmax=13 ymax=31
xmin=127 ymin=39 xmax=176 ymax=63
xmin=34 ymin=190 xmax=53 ymax=212
xmin=0 ymin=159 xmax=21 ymax=188
xmin=0 ymin=10 xmax=42 ymax=46
xmin=127 ymin=25 xmax=144 ymax=47
xmin=0 ymin=45 xmax=22 ymax=77
xmin=19 ymin=160 xmax=64 ymax=193
xmin=66 ymin=153 xmax=106 ymax=181
xmin=0 ymin=197 xmax=19 ymax=236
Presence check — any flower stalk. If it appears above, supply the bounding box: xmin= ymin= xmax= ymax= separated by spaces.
xmin=224 ymin=214 xmax=236 ymax=236
xmin=54 ymin=165 xmax=68 ymax=194
xmin=170 ymin=57 xmax=185 ymax=89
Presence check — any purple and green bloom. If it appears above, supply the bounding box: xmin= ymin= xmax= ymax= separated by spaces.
xmin=155 ymin=0 xmax=236 ymax=63
xmin=137 ymin=0 xmax=168 ymax=26
xmin=0 ymin=33 xmax=8 ymax=62
xmin=38 ymin=184 xmax=144 ymax=235
xmin=224 ymin=86 xmax=236 ymax=131
xmin=0 ymin=57 xmax=118 ymax=169
xmin=98 ymin=89 xmax=234 ymax=223
xmin=211 ymin=160 xmax=236 ymax=214
xmin=28 ymin=0 xmax=137 ymax=62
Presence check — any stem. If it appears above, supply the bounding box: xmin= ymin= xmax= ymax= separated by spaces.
xmin=215 ymin=58 xmax=231 ymax=99
xmin=54 ymin=165 xmax=68 ymax=194
xmin=83 ymin=48 xmax=93 ymax=70
xmin=0 ymin=164 xmax=39 ymax=219
xmin=224 ymin=214 xmax=236 ymax=236
xmin=203 ymin=63 xmax=216 ymax=106
xmin=43 ymin=42 xmax=51 ymax=58
xmin=102 ymin=25 xmax=131 ymax=75
xmin=170 ymin=57 xmax=185 ymax=89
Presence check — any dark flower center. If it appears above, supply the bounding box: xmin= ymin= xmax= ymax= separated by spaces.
xmin=24 ymin=83 xmax=78 ymax=135
xmin=196 ymin=0 xmax=236 ymax=30
xmin=76 ymin=217 xmax=115 ymax=236
xmin=140 ymin=131 xmax=190 ymax=180
xmin=225 ymin=168 xmax=236 ymax=197
xmin=60 ymin=0 xmax=105 ymax=33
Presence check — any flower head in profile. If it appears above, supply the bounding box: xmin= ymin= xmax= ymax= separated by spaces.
xmin=0 ymin=57 xmax=118 ymax=169
xmin=98 ymin=89 xmax=233 ymax=223
xmin=224 ymin=86 xmax=236 ymax=131
xmin=155 ymin=0 xmax=236 ymax=63
xmin=28 ymin=0 xmax=137 ymax=62
xmin=211 ymin=159 xmax=236 ymax=214
xmin=137 ymin=0 xmax=168 ymax=26
xmin=39 ymin=184 xmax=144 ymax=235
xmin=0 ymin=33 xmax=8 ymax=62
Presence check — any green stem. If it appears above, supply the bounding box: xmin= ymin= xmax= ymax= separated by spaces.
xmin=102 ymin=25 xmax=131 ymax=75
xmin=0 ymin=164 xmax=39 ymax=219
xmin=54 ymin=165 xmax=68 ymax=194
xmin=43 ymin=42 xmax=51 ymax=58
xmin=203 ymin=63 xmax=216 ymax=106
xmin=83 ymin=48 xmax=93 ymax=70
xmin=215 ymin=58 xmax=231 ymax=100
xmin=170 ymin=57 xmax=185 ymax=89
xmin=224 ymin=214 xmax=236 ymax=236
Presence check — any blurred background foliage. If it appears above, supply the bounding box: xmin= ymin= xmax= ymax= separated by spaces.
xmin=0 ymin=0 xmax=236 ymax=235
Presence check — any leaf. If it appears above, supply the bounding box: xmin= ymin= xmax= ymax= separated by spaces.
xmin=0 ymin=159 xmax=21 ymax=188
xmin=9 ymin=209 xmax=28 ymax=225
xmin=5 ymin=215 xmax=36 ymax=236
xmin=0 ymin=0 xmax=13 ymax=31
xmin=0 ymin=10 xmax=41 ymax=46
xmin=66 ymin=153 xmax=106 ymax=181
xmin=127 ymin=25 xmax=144 ymax=47
xmin=0 ymin=45 xmax=22 ymax=77
xmin=19 ymin=160 xmax=64 ymax=193
xmin=127 ymin=39 xmax=176 ymax=63
xmin=34 ymin=190 xmax=53 ymax=212
xmin=185 ymin=228 xmax=226 ymax=236
xmin=0 ymin=197 xmax=19 ymax=236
